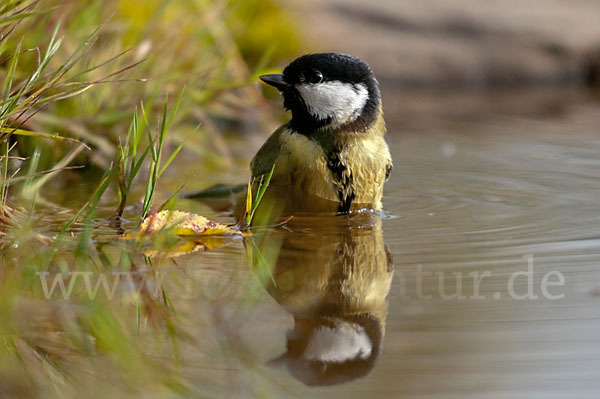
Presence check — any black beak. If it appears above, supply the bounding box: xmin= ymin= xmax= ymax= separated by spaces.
xmin=259 ymin=74 xmax=289 ymax=90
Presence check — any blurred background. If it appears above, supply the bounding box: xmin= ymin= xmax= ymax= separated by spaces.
xmin=292 ymin=0 xmax=600 ymax=125
xmin=1 ymin=1 xmax=600 ymax=398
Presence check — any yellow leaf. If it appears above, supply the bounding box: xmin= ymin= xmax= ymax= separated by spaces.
xmin=136 ymin=210 xmax=244 ymax=236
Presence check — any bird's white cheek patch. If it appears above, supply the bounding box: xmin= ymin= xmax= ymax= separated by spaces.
xmin=296 ymin=81 xmax=368 ymax=124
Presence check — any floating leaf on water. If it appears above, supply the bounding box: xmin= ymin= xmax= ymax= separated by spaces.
xmin=135 ymin=210 xmax=244 ymax=237
xmin=123 ymin=210 xmax=245 ymax=258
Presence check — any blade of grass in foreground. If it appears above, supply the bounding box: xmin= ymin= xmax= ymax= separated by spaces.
xmin=245 ymin=163 xmax=275 ymax=227
xmin=6 ymin=128 xmax=90 ymax=149
xmin=141 ymin=90 xmax=184 ymax=219
xmin=116 ymin=108 xmax=151 ymax=218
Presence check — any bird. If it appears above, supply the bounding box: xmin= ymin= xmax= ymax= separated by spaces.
xmin=189 ymin=53 xmax=392 ymax=224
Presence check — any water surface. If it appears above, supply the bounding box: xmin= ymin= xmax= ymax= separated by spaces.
xmin=168 ymin=93 xmax=600 ymax=398
xmin=23 ymin=92 xmax=600 ymax=398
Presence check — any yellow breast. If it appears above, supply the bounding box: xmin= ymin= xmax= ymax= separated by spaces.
xmin=234 ymin=114 xmax=391 ymax=222
xmin=278 ymin=115 xmax=391 ymax=213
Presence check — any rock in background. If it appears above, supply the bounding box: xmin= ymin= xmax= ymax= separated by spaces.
xmin=291 ymin=0 xmax=600 ymax=89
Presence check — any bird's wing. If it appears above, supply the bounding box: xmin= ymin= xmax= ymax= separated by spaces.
xmin=250 ymin=124 xmax=288 ymax=178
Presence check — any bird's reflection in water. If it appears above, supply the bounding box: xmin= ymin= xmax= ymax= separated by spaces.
xmin=255 ymin=212 xmax=393 ymax=386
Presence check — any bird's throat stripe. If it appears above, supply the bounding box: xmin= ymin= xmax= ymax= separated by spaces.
xmin=326 ymin=151 xmax=355 ymax=213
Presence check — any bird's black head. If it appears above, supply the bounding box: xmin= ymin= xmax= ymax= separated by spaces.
xmin=259 ymin=53 xmax=381 ymax=135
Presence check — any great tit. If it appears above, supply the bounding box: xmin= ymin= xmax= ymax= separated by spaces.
xmin=186 ymin=53 xmax=391 ymax=222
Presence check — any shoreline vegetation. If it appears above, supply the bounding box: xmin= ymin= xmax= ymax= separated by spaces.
xmin=0 ymin=1 xmax=300 ymax=397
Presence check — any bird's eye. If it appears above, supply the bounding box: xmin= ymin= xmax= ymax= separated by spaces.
xmin=308 ymin=70 xmax=323 ymax=84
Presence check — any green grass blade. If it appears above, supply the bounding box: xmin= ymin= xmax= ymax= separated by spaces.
xmin=7 ymin=128 xmax=90 ymax=149
xmin=163 ymin=88 xmax=184 ymax=137
xmin=158 ymin=136 xmax=188 ymax=177
xmin=1 ymin=37 xmax=21 ymax=98
xmin=128 ymin=144 xmax=151 ymax=189
xmin=248 ymin=164 xmax=275 ymax=225
xmin=0 ymin=165 xmax=83 ymax=188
